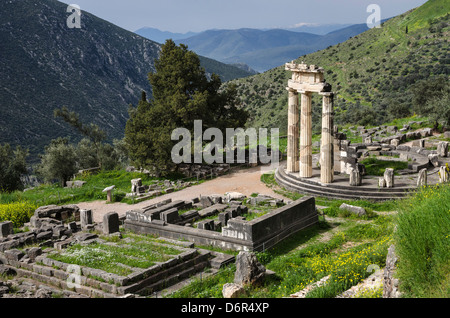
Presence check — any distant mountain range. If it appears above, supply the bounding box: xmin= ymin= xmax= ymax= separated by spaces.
xmin=136 ymin=24 xmax=372 ymax=72
xmin=134 ymin=27 xmax=198 ymax=44
xmin=0 ymin=0 xmax=254 ymax=162
xmin=134 ymin=23 xmax=355 ymax=44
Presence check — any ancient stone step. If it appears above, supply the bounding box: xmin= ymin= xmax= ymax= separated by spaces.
xmin=275 ymin=167 xmax=410 ymax=201
xmin=117 ymin=249 xmax=211 ymax=295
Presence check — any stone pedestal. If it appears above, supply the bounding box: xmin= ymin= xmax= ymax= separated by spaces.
xmin=286 ymin=88 xmax=299 ymax=173
xmin=299 ymin=91 xmax=312 ymax=178
xmin=349 ymin=168 xmax=362 ymax=186
xmin=102 ymin=185 xmax=115 ymax=203
xmin=320 ymin=92 xmax=334 ymax=183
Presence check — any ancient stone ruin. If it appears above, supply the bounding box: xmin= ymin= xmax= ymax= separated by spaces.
xmin=278 ymin=71 xmax=450 ymax=201
xmin=285 ymin=61 xmax=334 ymax=184
xmin=0 ymin=188 xmax=318 ymax=298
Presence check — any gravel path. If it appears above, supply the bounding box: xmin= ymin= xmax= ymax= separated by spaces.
xmin=77 ymin=165 xmax=288 ymax=223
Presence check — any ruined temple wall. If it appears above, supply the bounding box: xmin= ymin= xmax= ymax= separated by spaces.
xmin=221 ymin=196 xmax=318 ymax=251
xmin=124 ymin=196 xmax=318 ymax=252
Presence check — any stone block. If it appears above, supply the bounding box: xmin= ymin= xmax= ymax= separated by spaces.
xmin=219 ymin=212 xmax=230 ymax=227
xmin=384 ymin=168 xmax=395 ymax=188
xmin=390 ymin=139 xmax=400 ymax=147
xmin=437 ymin=141 xmax=448 ymax=157
xmin=160 ymin=208 xmax=180 ymax=224
xmin=339 ymin=203 xmax=366 ymax=216
xmin=4 ymin=249 xmax=25 ymax=262
xmin=36 ymin=231 xmax=53 ymax=241
xmin=0 ymin=222 xmax=13 ymax=238
xmin=67 ymin=221 xmax=77 ymax=232
xmin=130 ymin=178 xmax=142 ymax=193
xmin=102 ymin=212 xmax=120 ymax=234
xmin=234 ymin=251 xmax=266 ymax=286
xmin=349 ymin=168 xmax=362 ymax=186
xmin=197 ymin=219 xmax=215 ymax=231
xmin=428 ymin=154 xmax=439 ymax=167
xmin=222 ymin=283 xmax=245 ymax=298
xmin=225 ymin=192 xmax=246 ymax=202
xmin=80 ymin=209 xmax=93 ymax=229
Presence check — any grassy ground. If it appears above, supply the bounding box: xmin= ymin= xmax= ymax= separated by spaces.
xmin=0 ymin=169 xmax=198 ymax=207
xmin=359 ymin=157 xmax=409 ymax=176
xmin=394 ymin=184 xmax=450 ymax=298
xmin=47 ymin=230 xmax=184 ymax=277
xmin=165 ymin=173 xmax=397 ymax=298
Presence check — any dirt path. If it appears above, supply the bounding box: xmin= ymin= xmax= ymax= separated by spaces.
xmin=78 ymin=165 xmax=288 ymax=223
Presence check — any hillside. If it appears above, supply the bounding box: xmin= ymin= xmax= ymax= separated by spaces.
xmin=175 ymin=24 xmax=371 ymax=72
xmin=226 ymin=0 xmax=449 ymax=134
xmin=0 ymin=0 xmax=253 ymax=162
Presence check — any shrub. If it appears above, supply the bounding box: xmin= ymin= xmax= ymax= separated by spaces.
xmin=0 ymin=201 xmax=37 ymax=227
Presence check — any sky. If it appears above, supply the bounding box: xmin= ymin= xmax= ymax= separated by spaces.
xmin=59 ymin=0 xmax=429 ymax=33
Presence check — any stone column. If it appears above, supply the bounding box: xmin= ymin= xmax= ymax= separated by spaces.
xmin=320 ymin=92 xmax=334 ymax=183
xmin=299 ymin=91 xmax=313 ymax=178
xmin=286 ymin=88 xmax=299 ymax=173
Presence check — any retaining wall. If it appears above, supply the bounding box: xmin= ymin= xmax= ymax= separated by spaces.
xmin=124 ymin=196 xmax=318 ymax=252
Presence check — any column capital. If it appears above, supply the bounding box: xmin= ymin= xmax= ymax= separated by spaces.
xmin=298 ymin=90 xmax=312 ymax=96
xmin=319 ymin=91 xmax=335 ymax=97
xmin=286 ymin=87 xmax=298 ymax=93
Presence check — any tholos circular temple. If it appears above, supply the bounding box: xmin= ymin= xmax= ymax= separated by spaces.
xmin=276 ymin=61 xmax=450 ymax=201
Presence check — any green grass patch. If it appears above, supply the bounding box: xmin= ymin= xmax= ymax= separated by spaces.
xmin=394 ymin=184 xmax=450 ymax=298
xmin=48 ymin=241 xmax=183 ymax=277
xmin=359 ymin=157 xmax=408 ymax=176
xmin=0 ymin=169 xmax=198 ymax=206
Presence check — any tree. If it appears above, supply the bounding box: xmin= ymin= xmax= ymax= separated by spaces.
xmin=412 ymin=76 xmax=450 ymax=129
xmin=424 ymin=89 xmax=450 ymax=129
xmin=125 ymin=40 xmax=248 ymax=174
xmin=0 ymin=143 xmax=28 ymax=192
xmin=54 ymin=106 xmax=106 ymax=168
xmin=36 ymin=138 xmax=78 ymax=187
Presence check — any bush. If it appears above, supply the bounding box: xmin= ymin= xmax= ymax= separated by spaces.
xmin=0 ymin=201 xmax=37 ymax=227
xmin=395 ymin=184 xmax=450 ymax=297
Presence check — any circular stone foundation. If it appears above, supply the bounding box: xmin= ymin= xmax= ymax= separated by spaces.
xmin=275 ymin=145 xmax=449 ymax=201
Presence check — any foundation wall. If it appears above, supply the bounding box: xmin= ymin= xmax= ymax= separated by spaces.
xmin=124 ymin=197 xmax=318 ymax=252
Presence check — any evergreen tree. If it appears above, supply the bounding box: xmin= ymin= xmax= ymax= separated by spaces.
xmin=125 ymin=40 xmax=248 ymax=174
